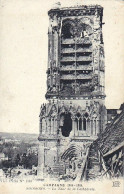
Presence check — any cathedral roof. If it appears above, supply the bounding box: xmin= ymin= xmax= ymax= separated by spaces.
xmin=96 ymin=103 xmax=124 ymax=157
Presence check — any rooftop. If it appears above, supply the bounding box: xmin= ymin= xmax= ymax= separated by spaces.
xmin=96 ymin=103 xmax=124 ymax=156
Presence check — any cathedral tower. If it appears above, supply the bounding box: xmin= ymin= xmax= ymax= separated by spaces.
xmin=38 ymin=4 xmax=107 ymax=178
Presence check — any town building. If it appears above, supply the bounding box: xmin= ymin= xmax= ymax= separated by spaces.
xmin=0 ymin=153 xmax=8 ymax=161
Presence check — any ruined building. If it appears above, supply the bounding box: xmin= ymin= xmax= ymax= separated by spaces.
xmin=38 ymin=5 xmax=107 ymax=179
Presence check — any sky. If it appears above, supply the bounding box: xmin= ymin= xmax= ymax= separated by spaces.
xmin=0 ymin=0 xmax=124 ymax=134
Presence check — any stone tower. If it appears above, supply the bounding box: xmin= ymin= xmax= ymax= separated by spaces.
xmin=38 ymin=4 xmax=107 ymax=178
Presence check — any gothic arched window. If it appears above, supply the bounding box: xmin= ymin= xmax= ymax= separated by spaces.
xmin=62 ymin=23 xmax=73 ymax=38
xmin=61 ymin=19 xmax=75 ymax=39
xmin=79 ymin=118 xmax=82 ymax=130
xmin=83 ymin=118 xmax=86 ymax=131
xmin=76 ymin=113 xmax=82 ymax=131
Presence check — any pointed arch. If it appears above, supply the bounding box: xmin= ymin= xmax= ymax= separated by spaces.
xmin=61 ymin=19 xmax=75 ymax=38
xmin=75 ymin=112 xmax=82 ymax=131
xmin=59 ymin=105 xmax=67 ymax=115
xmin=84 ymin=112 xmax=89 ymax=118
xmin=61 ymin=145 xmax=82 ymax=161
xmin=49 ymin=104 xmax=57 ymax=118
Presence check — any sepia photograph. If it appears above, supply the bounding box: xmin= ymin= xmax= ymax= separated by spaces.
xmin=0 ymin=0 xmax=124 ymax=193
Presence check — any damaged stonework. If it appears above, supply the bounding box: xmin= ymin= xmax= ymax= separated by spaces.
xmin=38 ymin=4 xmax=107 ymax=180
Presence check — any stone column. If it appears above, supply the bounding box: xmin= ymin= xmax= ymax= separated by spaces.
xmin=44 ymin=141 xmax=47 ymax=167
xmin=82 ymin=117 xmax=84 ymax=131
xmin=42 ymin=118 xmax=46 ymax=134
xmin=88 ymin=119 xmax=91 ymax=135
xmin=74 ymin=119 xmax=78 ymax=136
xmin=49 ymin=118 xmax=51 ymax=135
xmin=46 ymin=117 xmax=48 ymax=134
xmin=92 ymin=120 xmax=94 ymax=135
xmin=39 ymin=119 xmax=42 ymax=134
xmin=37 ymin=141 xmax=45 ymax=178
xmin=54 ymin=118 xmax=57 ymax=135
xmin=77 ymin=118 xmax=79 ymax=136
xmin=96 ymin=119 xmax=99 ymax=135
xmin=56 ymin=31 xmax=59 ymax=66
xmin=94 ymin=119 xmax=96 ymax=135
xmin=52 ymin=118 xmax=54 ymax=134
xmin=71 ymin=117 xmax=75 ymax=137
xmin=93 ymin=119 xmax=97 ymax=135
xmin=90 ymin=120 xmax=93 ymax=135
xmin=50 ymin=118 xmax=53 ymax=134
xmin=86 ymin=118 xmax=87 ymax=132
xmin=47 ymin=118 xmax=49 ymax=134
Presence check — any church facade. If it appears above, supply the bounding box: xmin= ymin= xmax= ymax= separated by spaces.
xmin=38 ymin=5 xmax=107 ymax=179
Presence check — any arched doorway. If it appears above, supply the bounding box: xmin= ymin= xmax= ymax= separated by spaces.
xmin=60 ymin=113 xmax=72 ymax=137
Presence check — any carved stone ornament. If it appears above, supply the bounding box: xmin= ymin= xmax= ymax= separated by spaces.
xmin=49 ymin=104 xmax=57 ymax=117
